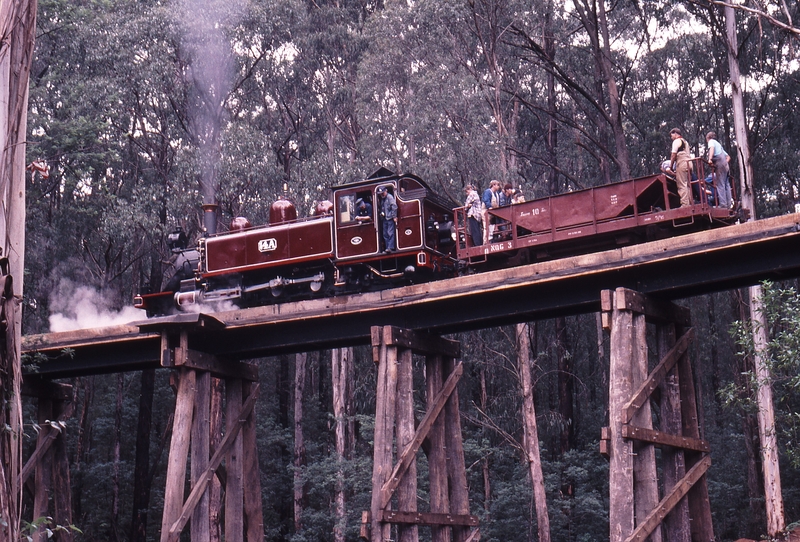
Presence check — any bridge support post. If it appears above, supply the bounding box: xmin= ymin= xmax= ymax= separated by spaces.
xmin=155 ymin=317 xmax=262 ymax=542
xmin=19 ymin=378 xmax=73 ymax=541
xmin=601 ymin=288 xmax=713 ymax=542
xmin=364 ymin=326 xmax=479 ymax=542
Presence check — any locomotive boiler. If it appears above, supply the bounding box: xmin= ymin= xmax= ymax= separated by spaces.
xmin=135 ymin=162 xmax=741 ymax=316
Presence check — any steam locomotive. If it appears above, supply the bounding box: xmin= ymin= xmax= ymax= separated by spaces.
xmin=134 ymin=165 xmax=740 ymax=316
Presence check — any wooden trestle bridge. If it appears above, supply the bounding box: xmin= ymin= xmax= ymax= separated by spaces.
xmin=20 ymin=212 xmax=800 ymax=541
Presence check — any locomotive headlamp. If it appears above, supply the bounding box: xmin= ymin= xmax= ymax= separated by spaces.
xmin=167 ymin=228 xmax=188 ymax=252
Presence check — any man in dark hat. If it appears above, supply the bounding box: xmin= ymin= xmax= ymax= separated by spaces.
xmin=355 ymin=197 xmax=373 ymax=222
xmin=377 ymin=186 xmax=397 ymax=252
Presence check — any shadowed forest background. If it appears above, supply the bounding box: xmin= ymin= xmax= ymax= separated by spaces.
xmin=18 ymin=0 xmax=800 ymax=539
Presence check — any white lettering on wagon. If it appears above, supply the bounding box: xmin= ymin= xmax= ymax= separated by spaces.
xmin=519 ymin=208 xmax=543 ymax=218
xmin=486 ymin=242 xmax=513 ymax=253
xmin=258 ymin=238 xmax=278 ymax=252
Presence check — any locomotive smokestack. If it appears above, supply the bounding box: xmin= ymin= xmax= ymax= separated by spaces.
xmin=203 ymin=203 xmax=219 ymax=236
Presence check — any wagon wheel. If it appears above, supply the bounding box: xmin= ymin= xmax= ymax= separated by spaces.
xmin=270 ymin=285 xmax=285 ymax=298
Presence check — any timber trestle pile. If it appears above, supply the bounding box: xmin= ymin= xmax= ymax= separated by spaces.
xmin=601 ymin=288 xmax=713 ymax=541
xmin=363 ymin=326 xmax=479 ymax=542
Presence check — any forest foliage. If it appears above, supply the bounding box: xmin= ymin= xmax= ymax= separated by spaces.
xmin=18 ymin=0 xmax=800 ymax=539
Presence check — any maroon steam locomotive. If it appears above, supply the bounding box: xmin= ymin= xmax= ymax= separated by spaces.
xmin=135 ymin=168 xmax=459 ymax=315
xmin=135 ymin=164 xmax=740 ymax=315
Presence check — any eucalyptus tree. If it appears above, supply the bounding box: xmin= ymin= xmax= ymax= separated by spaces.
xmin=286 ymin=1 xmax=375 ymax=183
xmin=26 ymin=0 xmax=154 ymax=333
xmin=0 ymin=0 xmax=36 ymax=536
xmin=355 ymin=0 xmax=528 ymax=205
xmin=509 ymin=0 xmax=642 ymax=186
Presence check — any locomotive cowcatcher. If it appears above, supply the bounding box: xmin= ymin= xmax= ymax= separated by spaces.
xmin=134 ymin=168 xmax=460 ymax=315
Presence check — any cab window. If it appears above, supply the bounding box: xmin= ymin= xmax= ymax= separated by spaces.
xmin=340 ymin=191 xmax=375 ymax=224
xmin=338 ymin=194 xmax=355 ymax=224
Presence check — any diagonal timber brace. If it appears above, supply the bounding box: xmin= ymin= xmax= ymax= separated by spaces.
xmin=622 ymin=328 xmax=694 ymax=424
xmin=379 ymin=362 xmax=463 ymax=509
xmin=166 ymin=383 xmax=260 ymax=541
xmin=625 ymin=455 xmax=712 ymax=542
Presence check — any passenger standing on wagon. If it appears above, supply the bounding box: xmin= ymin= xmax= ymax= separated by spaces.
xmin=482 ymin=180 xmax=501 ymax=243
xmin=464 ymin=184 xmax=483 ymax=247
xmin=669 ymin=128 xmax=693 ymax=207
xmin=377 ymin=185 xmax=398 ymax=252
xmin=705 ymin=131 xmax=732 ymax=209
xmin=495 ymin=183 xmax=515 ymax=237
xmin=501 ymin=183 xmax=515 ymax=206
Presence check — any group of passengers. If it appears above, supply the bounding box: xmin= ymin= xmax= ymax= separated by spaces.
xmin=463 ymin=180 xmax=525 ymax=247
xmin=663 ymin=128 xmax=733 ymax=210
xmin=463 ymin=128 xmax=734 ymax=249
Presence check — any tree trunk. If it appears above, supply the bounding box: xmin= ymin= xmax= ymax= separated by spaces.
xmin=0 ymin=1 xmax=36 ymax=537
xmin=332 ymin=348 xmax=354 ymax=542
xmin=33 ymin=399 xmax=53 ymax=542
xmin=293 ymin=352 xmax=307 ymax=534
xmin=596 ymin=0 xmax=630 ymax=180
xmin=743 ymin=412 xmax=766 ymax=536
xmin=480 ymin=367 xmax=491 ymax=517
xmin=573 ymin=0 xmax=631 ymax=181
xmin=73 ymin=376 xmax=94 ymax=524
xmin=556 ymin=317 xmax=574 ymax=454
xmin=51 ymin=399 xmax=72 ymax=542
xmin=209 ymin=378 xmax=223 ymax=542
xmin=109 ymin=373 xmax=124 ymax=542
xmin=708 ymin=296 xmax=721 ymax=410
xmin=517 ymin=322 xmax=551 ymax=542
xmin=734 ymin=291 xmax=767 ymax=536
xmin=748 ymin=285 xmax=784 ymax=535
xmin=131 ymin=369 xmax=155 ymax=542
xmin=725 ymin=6 xmax=785 ymax=535
xmin=544 ymin=0 xmax=559 ymax=195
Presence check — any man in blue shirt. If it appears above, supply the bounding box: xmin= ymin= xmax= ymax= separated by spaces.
xmin=706 ymin=131 xmax=732 ymax=209
xmin=377 ymin=186 xmax=397 ymax=252
xmin=481 ymin=180 xmax=501 ymax=242
xmin=355 ymin=198 xmax=373 ymax=222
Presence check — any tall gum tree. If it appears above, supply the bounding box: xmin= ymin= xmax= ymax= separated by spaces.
xmin=0 ymin=0 xmax=37 ymax=538
xmin=724 ymin=2 xmax=787 ymax=536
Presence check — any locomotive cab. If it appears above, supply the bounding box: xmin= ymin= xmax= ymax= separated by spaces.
xmin=330 ymin=169 xmax=458 ymax=289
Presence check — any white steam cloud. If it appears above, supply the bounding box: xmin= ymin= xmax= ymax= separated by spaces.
xmin=49 ymin=283 xmax=142 ymax=332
